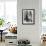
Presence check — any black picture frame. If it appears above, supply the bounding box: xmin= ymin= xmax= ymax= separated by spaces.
xmin=22 ymin=9 xmax=35 ymax=25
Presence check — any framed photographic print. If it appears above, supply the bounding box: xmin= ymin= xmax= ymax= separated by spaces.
xmin=22 ymin=9 xmax=35 ymax=25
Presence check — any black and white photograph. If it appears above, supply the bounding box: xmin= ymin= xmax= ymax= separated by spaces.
xmin=22 ymin=9 xmax=35 ymax=25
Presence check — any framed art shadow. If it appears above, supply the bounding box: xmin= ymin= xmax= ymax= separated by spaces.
xmin=22 ymin=9 xmax=35 ymax=25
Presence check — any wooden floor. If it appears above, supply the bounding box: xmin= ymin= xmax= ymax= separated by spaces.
xmin=0 ymin=41 xmax=5 ymax=46
xmin=0 ymin=41 xmax=45 ymax=46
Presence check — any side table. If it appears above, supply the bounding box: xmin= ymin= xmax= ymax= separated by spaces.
xmin=0 ymin=30 xmax=3 ymax=42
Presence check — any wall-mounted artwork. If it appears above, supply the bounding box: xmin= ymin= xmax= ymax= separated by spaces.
xmin=22 ymin=9 xmax=35 ymax=25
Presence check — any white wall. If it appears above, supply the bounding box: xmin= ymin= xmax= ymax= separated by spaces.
xmin=17 ymin=0 xmax=42 ymax=46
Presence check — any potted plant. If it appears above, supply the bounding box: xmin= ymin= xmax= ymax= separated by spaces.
xmin=0 ymin=18 xmax=5 ymax=27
